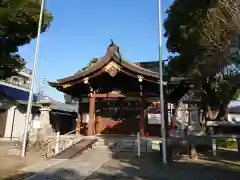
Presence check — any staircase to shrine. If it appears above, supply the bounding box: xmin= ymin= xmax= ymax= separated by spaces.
xmin=92 ymin=135 xmax=161 ymax=153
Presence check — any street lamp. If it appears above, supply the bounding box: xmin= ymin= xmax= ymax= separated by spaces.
xmin=158 ymin=0 xmax=167 ymax=164
xmin=21 ymin=0 xmax=45 ymax=157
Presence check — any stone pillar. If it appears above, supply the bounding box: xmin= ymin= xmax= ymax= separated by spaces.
xmin=39 ymin=107 xmax=53 ymax=138
xmin=38 ymin=99 xmax=54 ymax=140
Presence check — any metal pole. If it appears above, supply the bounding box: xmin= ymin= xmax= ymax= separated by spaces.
xmin=21 ymin=0 xmax=45 ymax=157
xmin=137 ymin=132 xmax=141 ymax=157
xmin=55 ymin=131 xmax=60 ymax=154
xmin=158 ymin=0 xmax=167 ymax=164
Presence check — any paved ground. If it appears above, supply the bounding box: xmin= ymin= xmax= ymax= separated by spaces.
xmin=2 ymin=149 xmax=240 ymax=180
xmin=5 ymin=149 xmax=111 ymax=180
xmin=0 ymin=144 xmax=44 ymax=179
xmin=88 ymin=152 xmax=240 ymax=180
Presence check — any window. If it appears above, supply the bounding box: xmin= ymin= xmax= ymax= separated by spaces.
xmin=12 ymin=77 xmax=18 ymax=85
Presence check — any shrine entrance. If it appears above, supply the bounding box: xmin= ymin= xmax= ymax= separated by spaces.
xmin=95 ymin=98 xmax=141 ymax=135
xmin=79 ymin=92 xmax=147 ymax=136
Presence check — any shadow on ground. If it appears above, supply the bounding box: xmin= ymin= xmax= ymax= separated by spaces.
xmin=2 ymin=169 xmax=85 ymax=180
xmin=87 ymin=135 xmax=240 ymax=180
xmin=87 ymin=152 xmax=240 ymax=180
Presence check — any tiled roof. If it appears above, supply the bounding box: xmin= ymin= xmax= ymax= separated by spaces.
xmin=38 ymin=95 xmax=78 ymax=113
xmin=51 ymin=101 xmax=78 ymax=113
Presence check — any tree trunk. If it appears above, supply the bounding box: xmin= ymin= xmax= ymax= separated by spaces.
xmin=217 ymin=103 xmax=228 ymax=120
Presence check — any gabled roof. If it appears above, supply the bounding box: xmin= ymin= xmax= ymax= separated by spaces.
xmin=38 ymin=95 xmax=78 ymax=113
xmin=49 ymin=41 xmax=161 ymax=88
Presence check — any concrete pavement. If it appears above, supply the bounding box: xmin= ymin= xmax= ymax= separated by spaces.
xmin=23 ymin=149 xmax=111 ymax=180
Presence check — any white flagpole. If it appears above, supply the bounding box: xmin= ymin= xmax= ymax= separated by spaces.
xmin=21 ymin=0 xmax=45 ymax=157
xmin=158 ymin=0 xmax=167 ymax=164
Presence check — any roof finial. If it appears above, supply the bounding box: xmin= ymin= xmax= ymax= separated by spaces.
xmin=109 ymin=39 xmax=115 ymax=47
xmin=107 ymin=39 xmax=122 ymax=60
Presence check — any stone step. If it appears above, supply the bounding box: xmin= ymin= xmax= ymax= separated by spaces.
xmin=8 ymin=148 xmax=21 ymax=155
xmin=92 ymin=137 xmax=162 ymax=153
xmin=0 ymin=139 xmax=19 ymax=148
xmin=93 ymin=144 xmax=155 ymax=152
xmin=94 ymin=147 xmax=154 ymax=153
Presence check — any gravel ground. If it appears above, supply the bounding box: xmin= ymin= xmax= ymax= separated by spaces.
xmin=0 ymin=144 xmax=44 ymax=179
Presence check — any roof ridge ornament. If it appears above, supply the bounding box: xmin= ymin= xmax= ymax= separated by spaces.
xmin=107 ymin=39 xmax=122 ymax=60
xmin=110 ymin=39 xmax=114 ymax=46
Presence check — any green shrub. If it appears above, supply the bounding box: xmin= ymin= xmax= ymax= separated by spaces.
xmin=216 ymin=139 xmax=238 ymax=149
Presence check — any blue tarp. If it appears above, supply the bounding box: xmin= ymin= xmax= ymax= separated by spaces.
xmin=0 ymin=84 xmax=38 ymax=102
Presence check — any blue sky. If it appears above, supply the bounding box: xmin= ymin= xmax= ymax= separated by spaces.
xmin=19 ymin=0 xmax=174 ymax=102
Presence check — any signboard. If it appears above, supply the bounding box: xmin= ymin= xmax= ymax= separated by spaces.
xmin=148 ymin=113 xmax=161 ymax=124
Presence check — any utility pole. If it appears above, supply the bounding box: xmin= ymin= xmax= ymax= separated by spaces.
xmin=21 ymin=0 xmax=45 ymax=157
xmin=158 ymin=0 xmax=167 ymax=164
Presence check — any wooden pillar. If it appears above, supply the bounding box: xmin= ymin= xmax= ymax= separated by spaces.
xmin=139 ymin=97 xmax=145 ymax=136
xmin=95 ymin=116 xmax=101 ymax=134
xmin=88 ymin=93 xmax=95 ymax=136
xmin=76 ymin=112 xmax=81 ymax=134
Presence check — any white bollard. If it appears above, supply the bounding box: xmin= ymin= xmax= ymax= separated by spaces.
xmin=237 ymin=138 xmax=240 ymax=153
xmin=55 ymin=132 xmax=60 ymax=154
xmin=137 ymin=132 xmax=140 ymax=157
xmin=212 ymin=138 xmax=216 ymax=156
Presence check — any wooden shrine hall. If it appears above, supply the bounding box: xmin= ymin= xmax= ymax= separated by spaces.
xmin=49 ymin=41 xmax=169 ymax=137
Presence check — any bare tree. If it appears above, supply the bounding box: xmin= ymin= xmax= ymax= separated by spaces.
xmin=200 ymin=0 xmax=240 ymax=73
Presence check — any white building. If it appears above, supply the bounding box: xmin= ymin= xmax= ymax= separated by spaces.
xmin=0 ymin=68 xmax=31 ymax=92
xmin=0 ymin=68 xmax=39 ymax=139
xmin=228 ymin=101 xmax=240 ymax=122
xmin=0 ymin=68 xmax=78 ymax=140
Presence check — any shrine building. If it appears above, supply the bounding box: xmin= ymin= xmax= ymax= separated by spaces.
xmin=49 ymin=41 xmax=189 ymax=137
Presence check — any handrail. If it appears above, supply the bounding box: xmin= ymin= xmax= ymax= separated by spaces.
xmin=63 ymin=129 xmax=77 ymax=136
xmin=48 ymin=128 xmax=81 ymax=142
xmin=43 ymin=128 xmax=84 ymax=158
